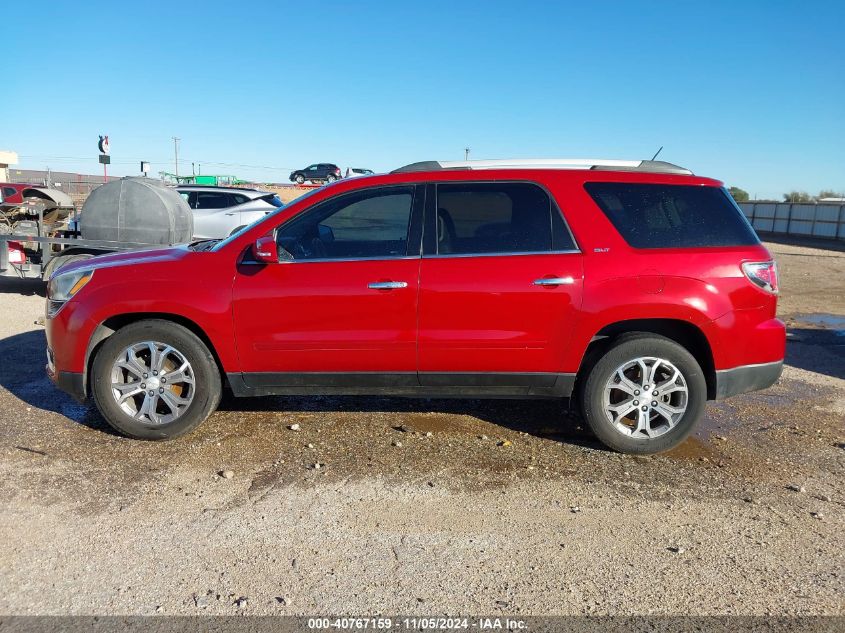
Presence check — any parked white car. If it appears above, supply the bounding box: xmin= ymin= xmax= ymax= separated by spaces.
xmin=176 ymin=186 xmax=283 ymax=239
xmin=344 ymin=167 xmax=375 ymax=178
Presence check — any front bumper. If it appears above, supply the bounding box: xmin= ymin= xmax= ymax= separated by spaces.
xmin=714 ymin=360 xmax=783 ymax=400
xmin=46 ymin=344 xmax=87 ymax=403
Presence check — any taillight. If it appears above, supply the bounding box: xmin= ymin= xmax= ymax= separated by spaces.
xmin=8 ymin=241 xmax=25 ymax=265
xmin=334 ymin=168 xmax=341 ymax=175
xmin=742 ymin=261 xmax=779 ymax=294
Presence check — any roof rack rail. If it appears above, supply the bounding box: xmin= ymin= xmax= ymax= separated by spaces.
xmin=392 ymin=158 xmax=692 ymax=176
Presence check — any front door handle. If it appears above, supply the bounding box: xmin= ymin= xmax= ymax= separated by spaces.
xmin=533 ymin=276 xmax=574 ymax=286
xmin=368 ymin=281 xmax=408 ymax=290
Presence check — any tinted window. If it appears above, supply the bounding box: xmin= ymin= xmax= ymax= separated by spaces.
xmin=277 ymin=186 xmax=414 ymax=260
xmin=434 ymin=182 xmax=570 ymax=255
xmin=195 ymin=192 xmax=232 ymax=209
xmin=585 ymin=183 xmax=759 ymax=249
xmin=230 ymin=193 xmax=249 ymax=205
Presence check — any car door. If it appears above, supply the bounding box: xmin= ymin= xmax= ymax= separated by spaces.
xmin=231 ymin=184 xmax=424 ymax=388
xmin=305 ymin=164 xmax=320 ymax=182
xmin=191 ymin=191 xmax=237 ymax=238
xmin=417 ymin=181 xmax=583 ymax=392
xmin=227 ymin=192 xmax=254 ymax=230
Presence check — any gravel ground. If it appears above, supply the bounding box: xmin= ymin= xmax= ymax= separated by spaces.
xmin=0 ymin=240 xmax=842 ymax=616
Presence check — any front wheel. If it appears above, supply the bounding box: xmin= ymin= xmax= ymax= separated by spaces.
xmin=295 ymin=174 xmax=305 ymax=185
xmin=91 ymin=319 xmax=222 ymax=440
xmin=579 ymin=334 xmax=706 ymax=454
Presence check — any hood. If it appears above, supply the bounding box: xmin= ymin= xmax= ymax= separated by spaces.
xmin=52 ymin=245 xmax=189 ymax=278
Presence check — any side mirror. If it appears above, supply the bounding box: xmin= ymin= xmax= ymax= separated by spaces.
xmin=253 ymin=236 xmax=279 ymax=263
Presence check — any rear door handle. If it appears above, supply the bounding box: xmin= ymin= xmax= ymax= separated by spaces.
xmin=368 ymin=281 xmax=408 ymax=290
xmin=533 ymin=276 xmax=574 ymax=286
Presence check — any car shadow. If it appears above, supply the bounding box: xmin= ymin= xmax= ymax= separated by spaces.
xmin=786 ymin=327 xmax=845 ymax=380
xmin=0 ymin=328 xmax=117 ymax=435
xmin=5 ymin=316 xmax=839 ymax=447
xmin=0 ymin=278 xmax=45 ymax=297
xmin=0 ymin=325 xmax=602 ymax=448
xmin=217 ymin=393 xmax=603 ymax=450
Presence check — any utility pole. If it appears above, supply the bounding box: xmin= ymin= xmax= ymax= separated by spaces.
xmin=464 ymin=147 xmax=470 ymax=161
xmin=172 ymin=137 xmax=180 ymax=177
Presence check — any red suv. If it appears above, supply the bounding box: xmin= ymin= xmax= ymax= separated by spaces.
xmin=44 ymin=159 xmax=785 ymax=454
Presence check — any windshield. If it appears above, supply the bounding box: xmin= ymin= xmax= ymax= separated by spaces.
xmin=212 ymin=186 xmax=324 ymax=251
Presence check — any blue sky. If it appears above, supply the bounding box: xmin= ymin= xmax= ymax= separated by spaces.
xmin=4 ymin=1 xmax=844 ymax=198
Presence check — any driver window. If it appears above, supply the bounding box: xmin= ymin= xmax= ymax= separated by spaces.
xmin=277 ymin=186 xmax=414 ymax=260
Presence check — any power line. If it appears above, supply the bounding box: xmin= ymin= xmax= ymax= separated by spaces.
xmin=17 ymin=154 xmax=298 ymax=172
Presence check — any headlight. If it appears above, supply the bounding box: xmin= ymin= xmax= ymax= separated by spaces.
xmin=46 ymin=269 xmax=94 ymax=318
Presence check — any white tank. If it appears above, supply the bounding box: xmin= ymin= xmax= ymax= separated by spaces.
xmin=80 ymin=177 xmax=193 ymax=244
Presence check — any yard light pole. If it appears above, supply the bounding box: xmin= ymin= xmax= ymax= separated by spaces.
xmin=172 ymin=137 xmax=180 ymax=177
xmin=465 ymin=147 xmax=470 ymax=161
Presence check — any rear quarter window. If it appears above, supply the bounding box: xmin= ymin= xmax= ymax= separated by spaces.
xmin=584 ymin=183 xmax=759 ymax=248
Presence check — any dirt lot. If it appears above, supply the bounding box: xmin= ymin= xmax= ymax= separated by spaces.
xmin=0 ymin=240 xmax=842 ymax=616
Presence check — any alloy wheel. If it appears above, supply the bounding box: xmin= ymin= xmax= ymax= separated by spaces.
xmin=602 ymin=356 xmax=688 ymax=438
xmin=110 ymin=341 xmax=196 ymax=425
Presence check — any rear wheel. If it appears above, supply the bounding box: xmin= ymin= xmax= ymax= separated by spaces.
xmin=579 ymin=334 xmax=706 ymax=454
xmin=326 ymin=174 xmax=337 ymax=183
xmin=91 ymin=319 xmax=221 ymax=440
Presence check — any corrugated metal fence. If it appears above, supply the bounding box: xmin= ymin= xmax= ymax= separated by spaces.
xmin=739 ymin=202 xmax=845 ymax=241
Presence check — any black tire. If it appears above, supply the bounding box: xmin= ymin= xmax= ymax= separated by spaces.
xmin=326 ymin=174 xmax=337 ymax=183
xmin=295 ymin=174 xmax=305 ymax=185
xmin=579 ymin=334 xmax=706 ymax=454
xmin=91 ymin=319 xmax=221 ymax=440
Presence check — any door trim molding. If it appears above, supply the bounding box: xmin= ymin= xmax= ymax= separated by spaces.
xmin=228 ymin=372 xmax=576 ymax=399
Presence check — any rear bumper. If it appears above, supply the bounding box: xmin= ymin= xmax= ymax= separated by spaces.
xmin=714 ymin=360 xmax=783 ymax=400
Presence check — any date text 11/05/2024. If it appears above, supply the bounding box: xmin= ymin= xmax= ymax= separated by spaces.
xmin=307 ymin=617 xmax=527 ymax=630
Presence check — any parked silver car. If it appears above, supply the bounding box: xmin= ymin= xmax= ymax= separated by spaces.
xmin=176 ymin=186 xmax=283 ymax=239
xmin=345 ymin=167 xmax=375 ymax=178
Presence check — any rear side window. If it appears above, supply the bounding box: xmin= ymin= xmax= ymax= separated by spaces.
xmin=585 ymin=183 xmax=759 ymax=248
xmin=195 ymin=192 xmax=232 ymax=209
xmin=434 ymin=182 xmax=574 ymax=255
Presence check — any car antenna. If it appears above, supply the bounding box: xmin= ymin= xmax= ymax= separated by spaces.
xmin=651 ymin=146 xmax=664 ymax=161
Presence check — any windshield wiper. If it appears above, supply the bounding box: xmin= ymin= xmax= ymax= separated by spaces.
xmin=188 ymin=239 xmax=221 ymax=252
